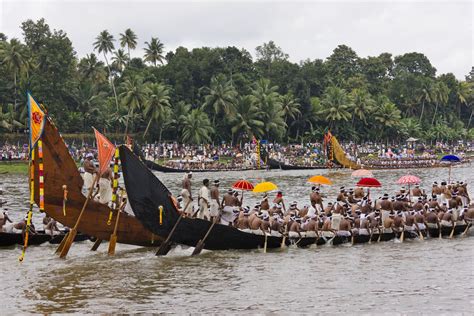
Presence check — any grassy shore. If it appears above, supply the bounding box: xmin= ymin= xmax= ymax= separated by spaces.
xmin=0 ymin=161 xmax=29 ymax=175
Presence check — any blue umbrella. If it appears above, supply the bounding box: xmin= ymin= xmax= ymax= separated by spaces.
xmin=440 ymin=154 xmax=461 ymax=162
xmin=440 ymin=154 xmax=461 ymax=182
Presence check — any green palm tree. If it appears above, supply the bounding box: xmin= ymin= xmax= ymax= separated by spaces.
xmin=431 ymin=81 xmax=449 ymax=126
xmin=250 ymin=79 xmax=286 ymax=140
xmin=319 ymin=86 xmax=353 ymax=129
xmin=230 ymin=95 xmax=264 ymax=141
xmin=168 ymin=101 xmax=191 ymax=137
xmin=112 ymin=49 xmax=129 ymax=73
xmin=0 ymin=39 xmax=29 ymax=108
xmin=181 ymin=109 xmax=214 ymax=144
xmin=119 ymin=28 xmax=137 ymax=61
xmin=398 ymin=117 xmax=422 ymax=139
xmin=144 ymin=37 xmax=165 ymax=66
xmin=78 ymin=53 xmax=107 ymax=84
xmin=0 ymin=104 xmax=24 ymax=131
xmin=280 ymin=93 xmax=301 ymax=125
xmin=202 ymin=74 xmax=237 ymax=121
xmin=72 ymin=82 xmax=106 ymax=131
xmin=374 ymin=97 xmax=401 ymax=130
xmin=416 ymin=79 xmax=433 ymax=122
xmin=120 ymin=76 xmax=147 ymax=134
xmin=143 ymin=83 xmax=171 ymax=140
xmin=93 ymin=30 xmax=119 ymax=110
xmin=456 ymin=81 xmax=471 ymax=120
xmin=350 ymin=88 xmax=374 ymax=126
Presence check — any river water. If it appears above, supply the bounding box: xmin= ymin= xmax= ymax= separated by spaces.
xmin=1 ymin=164 xmax=473 ymax=313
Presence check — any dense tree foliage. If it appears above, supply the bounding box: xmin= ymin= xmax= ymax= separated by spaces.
xmin=1 ymin=18 xmax=473 ymax=144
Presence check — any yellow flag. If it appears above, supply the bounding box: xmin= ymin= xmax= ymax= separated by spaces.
xmin=28 ymin=92 xmax=45 ymax=154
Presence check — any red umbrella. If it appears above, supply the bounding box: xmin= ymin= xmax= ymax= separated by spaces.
xmin=232 ymin=180 xmax=254 ymax=204
xmin=356 ymin=177 xmax=381 ymax=188
xmin=356 ymin=177 xmax=381 ymax=200
xmin=232 ymin=180 xmax=254 ymax=191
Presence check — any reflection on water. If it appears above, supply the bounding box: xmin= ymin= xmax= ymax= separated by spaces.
xmin=1 ymin=164 xmax=473 ymax=313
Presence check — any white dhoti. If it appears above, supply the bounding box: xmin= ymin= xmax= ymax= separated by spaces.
xmin=198 ymin=200 xmax=210 ymax=220
xmin=358 ymin=228 xmax=369 ymax=235
xmin=440 ymin=220 xmax=452 ymax=227
xmin=416 ymin=223 xmax=426 ymax=231
xmin=210 ymin=200 xmax=220 ymax=217
xmin=336 ymin=230 xmax=351 ymax=237
xmin=427 ymin=222 xmax=438 ymax=229
xmin=83 ymin=172 xmax=94 ymax=191
xmin=331 ymin=214 xmax=342 ymax=230
xmin=288 ymin=231 xmax=300 ymax=238
xmin=220 ymin=206 xmax=234 ymax=225
xmin=98 ymin=178 xmax=112 ymax=205
xmin=181 ymin=189 xmax=193 ymax=215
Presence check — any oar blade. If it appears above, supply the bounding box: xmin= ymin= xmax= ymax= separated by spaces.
xmin=90 ymin=238 xmax=102 ymax=251
xmin=108 ymin=235 xmax=117 ymax=256
xmin=54 ymin=231 xmax=70 ymax=254
xmin=155 ymin=241 xmax=172 ymax=256
xmin=191 ymin=240 xmax=204 ymax=256
xmin=59 ymin=229 xmax=77 ymax=258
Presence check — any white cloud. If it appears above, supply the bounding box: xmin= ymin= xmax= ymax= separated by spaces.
xmin=1 ymin=0 xmax=472 ymax=78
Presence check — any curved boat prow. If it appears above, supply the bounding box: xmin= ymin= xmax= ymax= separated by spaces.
xmin=33 ymin=120 xmax=160 ymax=247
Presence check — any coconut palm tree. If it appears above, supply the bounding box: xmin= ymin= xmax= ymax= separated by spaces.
xmin=201 ymin=74 xmax=237 ymax=122
xmin=0 ymin=39 xmax=29 ymax=108
xmin=168 ymin=101 xmax=191 ymax=138
xmin=456 ymin=81 xmax=471 ymax=120
xmin=229 ymin=95 xmax=264 ymax=141
xmin=143 ymin=37 xmax=165 ymax=66
xmin=93 ymin=30 xmax=119 ymax=110
xmin=112 ymin=49 xmax=129 ymax=73
xmin=431 ymin=81 xmax=449 ymax=126
xmin=280 ymin=93 xmax=301 ymax=125
xmin=120 ymin=76 xmax=147 ymax=134
xmin=416 ymin=79 xmax=433 ymax=122
xmin=143 ymin=83 xmax=171 ymax=140
xmin=181 ymin=109 xmax=214 ymax=144
xmin=319 ymin=86 xmax=353 ymax=129
xmin=398 ymin=117 xmax=422 ymax=139
xmin=119 ymin=28 xmax=137 ymax=61
xmin=250 ymin=79 xmax=286 ymax=140
xmin=0 ymin=104 xmax=24 ymax=131
xmin=72 ymin=82 xmax=106 ymax=131
xmin=374 ymin=97 xmax=401 ymax=139
xmin=78 ymin=53 xmax=107 ymax=84
xmin=350 ymin=88 xmax=374 ymax=126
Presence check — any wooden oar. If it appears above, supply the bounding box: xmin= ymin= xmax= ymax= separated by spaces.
xmin=107 ymin=190 xmax=126 ymax=256
xmin=54 ymin=231 xmax=70 ymax=254
xmin=156 ymin=199 xmax=192 ymax=256
xmin=461 ymin=223 xmax=471 ymax=237
xmin=417 ymin=224 xmax=424 ymax=241
xmin=280 ymin=223 xmax=288 ymax=248
xmin=449 ymin=222 xmax=456 ymax=239
xmin=438 ymin=223 xmax=442 ymax=240
xmin=58 ymin=174 xmax=99 ymax=258
xmin=90 ymin=239 xmax=102 ymax=251
xmin=400 ymin=227 xmax=405 ymax=243
xmin=263 ymin=230 xmax=268 ymax=253
xmin=191 ymin=217 xmax=218 ymax=256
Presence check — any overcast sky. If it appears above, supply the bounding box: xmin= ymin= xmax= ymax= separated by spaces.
xmin=1 ymin=0 xmax=472 ymax=79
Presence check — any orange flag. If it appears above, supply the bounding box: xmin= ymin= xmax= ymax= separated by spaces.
xmin=93 ymin=128 xmax=116 ymax=176
xmin=27 ymin=92 xmax=46 ymax=155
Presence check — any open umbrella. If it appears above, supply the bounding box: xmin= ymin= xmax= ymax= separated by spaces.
xmin=356 ymin=177 xmax=381 ymax=199
xmin=232 ymin=180 xmax=254 ymax=203
xmin=307 ymin=175 xmax=332 ymax=186
xmin=351 ymin=169 xmax=373 ymax=178
xmin=232 ymin=180 xmax=254 ymax=191
xmin=397 ymin=175 xmax=421 ymax=204
xmin=253 ymin=181 xmax=278 ymax=193
xmin=440 ymin=154 xmax=461 ymax=182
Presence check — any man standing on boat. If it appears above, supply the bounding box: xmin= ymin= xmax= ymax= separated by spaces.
xmin=210 ymin=180 xmax=220 ymax=222
xmin=198 ymin=179 xmax=210 ymax=220
xmin=83 ymin=153 xmax=96 ymax=191
xmin=181 ymin=172 xmax=193 ymax=216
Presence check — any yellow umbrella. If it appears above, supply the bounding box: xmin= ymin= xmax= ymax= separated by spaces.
xmin=307 ymin=175 xmax=332 ymax=185
xmin=252 ymin=181 xmax=278 ymax=193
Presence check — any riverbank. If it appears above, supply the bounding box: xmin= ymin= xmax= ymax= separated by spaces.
xmin=0 ymin=161 xmax=29 ymax=175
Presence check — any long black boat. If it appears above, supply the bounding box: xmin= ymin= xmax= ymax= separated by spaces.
xmin=120 ymin=145 xmax=322 ymax=250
